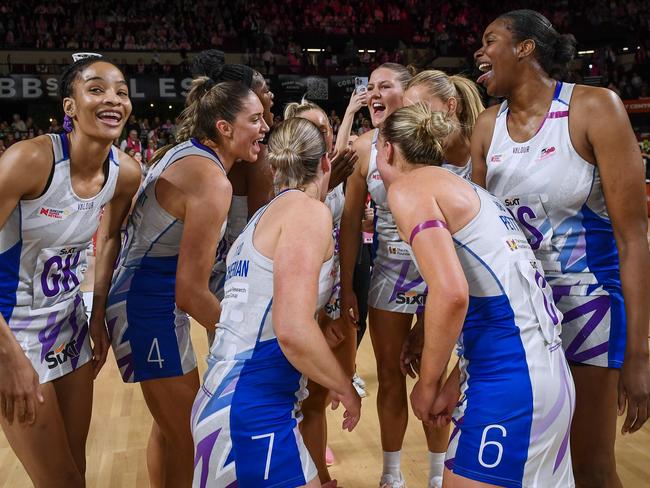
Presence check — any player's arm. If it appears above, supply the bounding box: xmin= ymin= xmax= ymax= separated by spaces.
xmin=89 ymin=151 xmax=142 ymax=378
xmin=0 ymin=138 xmax=53 ymax=424
xmin=388 ymin=180 xmax=468 ymax=423
xmin=582 ymin=87 xmax=650 ymax=434
xmin=470 ymin=105 xmax=498 ymax=188
xmin=273 ymin=200 xmax=360 ymax=431
xmin=175 ymin=157 xmax=232 ymax=330
xmin=334 ymin=90 xmax=367 ymax=154
xmin=245 ymin=148 xmax=274 ymax=217
xmin=338 ymin=133 xmax=371 ymax=325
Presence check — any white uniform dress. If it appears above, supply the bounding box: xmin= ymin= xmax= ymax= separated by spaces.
xmin=366 ymin=129 xmax=427 ymax=314
xmin=0 ymin=133 xmax=119 ymax=383
xmin=191 ymin=189 xmax=334 ymax=488
xmin=210 ymin=195 xmax=249 ymax=299
xmin=107 ymin=138 xmax=227 ymax=382
xmin=410 ymin=176 xmax=575 ymax=488
xmin=486 ymin=82 xmax=625 ymax=369
xmin=323 ymin=183 xmax=345 ymax=319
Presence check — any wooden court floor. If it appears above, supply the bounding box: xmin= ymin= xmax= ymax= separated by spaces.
xmin=2 ymin=254 xmax=650 ymax=487
xmin=2 ymin=324 xmax=650 ymax=487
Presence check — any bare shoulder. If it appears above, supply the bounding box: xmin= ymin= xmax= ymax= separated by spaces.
xmin=0 ymin=135 xmax=56 ymax=196
xmin=116 ymin=148 xmax=144 ymax=186
xmin=571 ymin=84 xmax=624 ymax=114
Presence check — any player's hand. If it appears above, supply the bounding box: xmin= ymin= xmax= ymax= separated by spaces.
xmin=345 ymin=90 xmax=368 ymax=117
xmin=400 ymin=318 xmax=424 ymax=378
xmin=324 ymin=319 xmax=354 ymax=349
xmin=410 ymin=379 xmax=437 ymax=426
xmin=328 ymin=148 xmax=358 ymax=190
xmin=0 ymin=343 xmax=44 ymax=425
xmin=89 ymin=312 xmax=110 ymax=379
xmin=618 ymin=355 xmax=650 ymax=434
xmin=340 ymin=289 xmax=360 ymax=330
xmin=430 ymin=376 xmax=461 ymax=429
xmin=331 ymin=382 xmax=361 ymax=432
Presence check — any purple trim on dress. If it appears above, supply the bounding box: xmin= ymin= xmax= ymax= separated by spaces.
xmin=194 ymin=428 xmax=221 ymax=488
xmin=564 ymin=295 xmax=610 ymax=362
xmin=409 ymin=219 xmax=449 ymax=246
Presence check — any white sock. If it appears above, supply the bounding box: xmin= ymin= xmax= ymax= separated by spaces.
xmin=382 ymin=450 xmax=401 ymax=478
xmin=429 ymin=451 xmax=446 ymax=481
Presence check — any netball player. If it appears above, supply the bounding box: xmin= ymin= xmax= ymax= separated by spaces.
xmin=191 ymin=117 xmax=361 ymax=488
xmin=472 ymin=10 xmax=650 ymax=487
xmin=398 ymin=70 xmax=484 ymax=376
xmin=0 ymin=56 xmax=141 ymax=486
xmin=102 ymin=79 xmax=269 ymax=487
xmin=339 ymin=63 xmax=447 ymax=488
xmin=380 ymin=102 xmax=575 ymax=488
xmin=281 ymin=99 xmax=355 ymax=486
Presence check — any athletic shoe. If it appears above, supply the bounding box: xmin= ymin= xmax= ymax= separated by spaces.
xmin=429 ymin=475 xmax=443 ymax=488
xmin=352 ymin=373 xmax=368 ymax=398
xmin=326 ymin=445 xmax=336 ymax=466
xmin=379 ymin=473 xmax=406 ymax=488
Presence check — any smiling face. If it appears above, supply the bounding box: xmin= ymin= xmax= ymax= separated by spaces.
xmin=474 ymin=19 xmax=521 ymax=97
xmin=227 ymin=91 xmax=269 ymax=162
xmin=64 ymin=61 xmax=132 ymax=142
xmin=367 ymin=67 xmax=406 ymax=127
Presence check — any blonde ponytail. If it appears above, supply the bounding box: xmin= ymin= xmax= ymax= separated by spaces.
xmin=381 ymin=103 xmax=455 ymax=166
xmin=267 ymin=117 xmax=327 ymax=190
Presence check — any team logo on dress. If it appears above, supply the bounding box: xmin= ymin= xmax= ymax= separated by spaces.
xmin=45 ymin=340 xmax=80 ymax=369
xmin=538 ymin=146 xmax=556 ymax=160
xmin=39 ymin=207 xmax=70 ymax=219
xmin=490 ymin=154 xmax=503 ymax=163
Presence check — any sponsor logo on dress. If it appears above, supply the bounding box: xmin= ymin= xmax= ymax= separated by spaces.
xmin=371 ymin=172 xmax=382 ymax=180
xmin=45 ymin=340 xmax=80 ymax=369
xmin=490 ymin=154 xmax=503 ymax=163
xmin=513 ymin=146 xmax=530 ymax=154
xmin=387 ymin=244 xmax=411 ymax=258
xmin=39 ymin=207 xmax=70 ymax=219
xmin=396 ymin=291 xmax=425 ymax=305
xmin=538 ymin=146 xmax=556 ymax=160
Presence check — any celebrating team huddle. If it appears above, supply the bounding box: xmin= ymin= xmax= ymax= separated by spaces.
xmin=1 ymin=9 xmax=649 ymax=488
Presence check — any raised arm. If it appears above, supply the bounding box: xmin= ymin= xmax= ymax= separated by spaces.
xmin=273 ymin=201 xmax=360 ymax=431
xmin=334 ymin=91 xmax=368 ymax=154
xmin=581 ymin=87 xmax=650 ymax=434
xmin=89 ymin=151 xmax=141 ymax=378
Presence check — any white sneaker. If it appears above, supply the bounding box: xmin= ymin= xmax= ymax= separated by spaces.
xmin=352 ymin=373 xmax=368 ymax=398
xmin=429 ymin=475 xmax=443 ymax=488
xmin=379 ymin=473 xmax=406 ymax=488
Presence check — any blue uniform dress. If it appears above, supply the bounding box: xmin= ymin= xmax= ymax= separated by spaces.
xmin=410 ymin=175 xmax=575 ymax=487
xmin=107 ymin=138 xmax=227 ymax=382
xmin=191 ymin=190 xmax=335 ymax=488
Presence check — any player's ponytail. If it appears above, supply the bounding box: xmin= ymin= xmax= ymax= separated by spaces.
xmin=381 ymin=103 xmax=455 ymax=166
xmin=267 ymin=117 xmax=327 ymax=190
